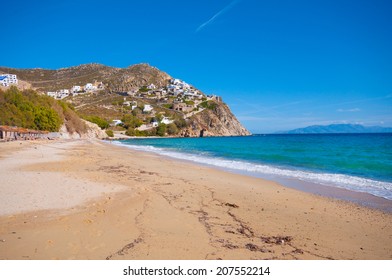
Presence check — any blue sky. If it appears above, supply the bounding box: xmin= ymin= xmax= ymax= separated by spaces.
xmin=1 ymin=0 xmax=391 ymax=133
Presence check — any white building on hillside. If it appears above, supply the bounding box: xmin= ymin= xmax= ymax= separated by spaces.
xmin=161 ymin=117 xmax=174 ymax=125
xmin=171 ymin=78 xmax=190 ymax=89
xmin=0 ymin=74 xmax=18 ymax=87
xmin=59 ymin=89 xmax=69 ymax=95
xmin=111 ymin=120 xmax=123 ymax=126
xmin=143 ymin=104 xmax=153 ymax=113
xmin=72 ymin=85 xmax=81 ymax=93
xmin=46 ymin=91 xmax=68 ymax=100
xmin=147 ymin=83 xmax=156 ymax=90
xmin=85 ymin=83 xmax=97 ymax=91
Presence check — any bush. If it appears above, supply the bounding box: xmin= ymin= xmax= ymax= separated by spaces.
xmin=121 ymin=114 xmax=143 ymax=129
xmin=200 ymin=100 xmax=217 ymax=110
xmin=126 ymin=128 xmax=149 ymax=137
xmin=84 ymin=115 xmax=109 ymax=129
xmin=162 ymin=104 xmax=173 ymax=109
xmin=106 ymin=130 xmax=114 ymax=137
xmin=156 ymin=123 xmax=167 ymax=136
xmin=0 ymin=87 xmax=63 ymax=132
xmin=174 ymin=118 xmax=187 ymax=128
xmin=34 ymin=107 xmax=62 ymax=131
xmin=139 ymin=86 xmax=149 ymax=93
xmin=184 ymin=100 xmax=194 ymax=106
xmin=166 ymin=123 xmax=178 ymax=135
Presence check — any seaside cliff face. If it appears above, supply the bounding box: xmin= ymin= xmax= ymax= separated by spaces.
xmin=1 ymin=63 xmax=250 ymax=137
xmin=187 ymin=102 xmax=250 ymax=137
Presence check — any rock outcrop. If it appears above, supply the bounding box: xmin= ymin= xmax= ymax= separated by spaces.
xmin=184 ymin=102 xmax=251 ymax=137
xmin=58 ymin=121 xmax=106 ymax=139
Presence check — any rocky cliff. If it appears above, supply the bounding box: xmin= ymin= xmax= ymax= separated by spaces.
xmin=57 ymin=120 xmax=107 ymax=139
xmin=185 ymin=102 xmax=251 ymax=137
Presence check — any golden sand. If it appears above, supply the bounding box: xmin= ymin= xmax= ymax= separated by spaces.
xmin=0 ymin=139 xmax=391 ymax=260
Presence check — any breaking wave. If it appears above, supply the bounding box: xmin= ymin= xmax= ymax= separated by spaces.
xmin=112 ymin=141 xmax=392 ymax=200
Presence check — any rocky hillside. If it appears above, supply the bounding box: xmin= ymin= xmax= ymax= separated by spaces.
xmin=1 ymin=63 xmax=251 ymax=137
xmin=187 ymin=103 xmax=250 ymax=137
xmin=0 ymin=63 xmax=170 ymax=93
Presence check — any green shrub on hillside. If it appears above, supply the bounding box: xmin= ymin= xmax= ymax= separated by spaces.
xmin=0 ymin=86 xmax=63 ymax=131
xmin=200 ymin=100 xmax=217 ymax=110
xmin=106 ymin=130 xmax=114 ymax=137
xmin=84 ymin=115 xmax=109 ymax=129
xmin=156 ymin=123 xmax=166 ymax=136
xmin=139 ymin=86 xmax=149 ymax=93
xmin=125 ymin=128 xmax=149 ymax=137
xmin=121 ymin=114 xmax=143 ymax=129
xmin=167 ymin=123 xmax=178 ymax=135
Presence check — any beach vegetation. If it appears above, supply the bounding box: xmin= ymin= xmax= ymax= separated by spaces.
xmin=83 ymin=115 xmax=110 ymax=129
xmin=125 ymin=128 xmax=149 ymax=137
xmin=0 ymin=86 xmax=66 ymax=132
xmin=156 ymin=123 xmax=167 ymax=136
xmin=105 ymin=130 xmax=114 ymax=137
xmin=121 ymin=114 xmax=143 ymax=129
xmin=166 ymin=123 xmax=178 ymax=135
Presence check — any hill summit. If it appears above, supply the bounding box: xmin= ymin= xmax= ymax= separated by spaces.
xmin=0 ymin=63 xmax=250 ymax=137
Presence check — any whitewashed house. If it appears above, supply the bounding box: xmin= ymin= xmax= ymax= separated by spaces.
xmin=161 ymin=117 xmax=174 ymax=125
xmin=0 ymin=76 xmax=7 ymax=87
xmin=46 ymin=91 xmax=68 ymax=100
xmin=0 ymin=74 xmax=18 ymax=87
xmin=85 ymin=83 xmax=97 ymax=91
xmin=143 ymin=104 xmax=153 ymax=113
xmin=172 ymin=79 xmax=181 ymax=85
xmin=111 ymin=119 xmax=123 ymax=126
xmin=59 ymin=89 xmax=69 ymax=95
xmin=47 ymin=92 xmax=57 ymax=98
xmin=72 ymin=85 xmax=81 ymax=93
xmin=147 ymin=83 xmax=156 ymax=90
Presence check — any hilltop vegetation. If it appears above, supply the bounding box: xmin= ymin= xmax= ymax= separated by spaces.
xmin=0 ymin=63 xmax=170 ymax=93
xmin=0 ymin=86 xmax=86 ymax=133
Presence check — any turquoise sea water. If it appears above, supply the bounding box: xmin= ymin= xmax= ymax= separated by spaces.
xmin=114 ymin=134 xmax=392 ymax=201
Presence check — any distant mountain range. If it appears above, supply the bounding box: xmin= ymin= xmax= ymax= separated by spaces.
xmin=278 ymin=124 xmax=392 ymax=134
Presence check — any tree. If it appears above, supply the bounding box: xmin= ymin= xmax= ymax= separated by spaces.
xmin=167 ymin=123 xmax=178 ymax=135
xmin=121 ymin=114 xmax=143 ymax=129
xmin=156 ymin=123 xmax=167 ymax=136
xmin=0 ymin=87 xmax=63 ymax=132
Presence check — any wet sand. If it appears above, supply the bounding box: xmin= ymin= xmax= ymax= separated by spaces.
xmin=0 ymin=139 xmax=391 ymax=259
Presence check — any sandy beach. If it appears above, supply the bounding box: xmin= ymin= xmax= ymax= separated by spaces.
xmin=0 ymin=139 xmax=391 ymax=260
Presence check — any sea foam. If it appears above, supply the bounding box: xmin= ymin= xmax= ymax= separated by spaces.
xmin=112 ymin=141 xmax=392 ymax=201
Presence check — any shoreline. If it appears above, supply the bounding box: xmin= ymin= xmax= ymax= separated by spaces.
xmin=110 ymin=139 xmax=392 ymax=213
xmin=1 ymin=139 xmax=391 ymax=259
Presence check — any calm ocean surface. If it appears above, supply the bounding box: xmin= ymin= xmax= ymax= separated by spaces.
xmin=114 ymin=134 xmax=392 ymax=201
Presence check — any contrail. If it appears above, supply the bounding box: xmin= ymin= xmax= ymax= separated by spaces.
xmin=196 ymin=0 xmax=239 ymax=32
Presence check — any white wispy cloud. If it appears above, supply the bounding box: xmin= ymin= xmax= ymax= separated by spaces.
xmin=195 ymin=0 xmax=239 ymax=32
xmin=337 ymin=108 xmax=361 ymax=112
